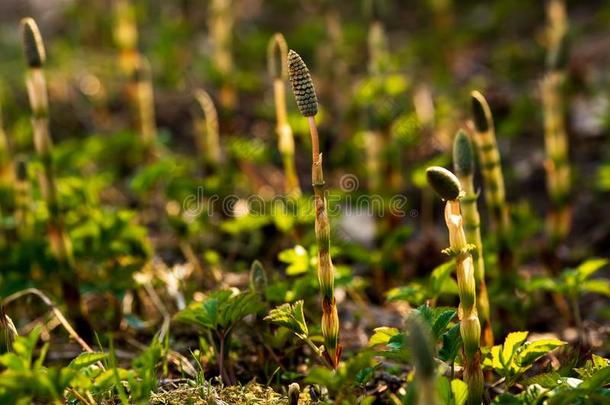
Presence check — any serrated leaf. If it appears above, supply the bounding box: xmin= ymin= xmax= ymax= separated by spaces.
xmin=68 ymin=352 xmax=108 ymax=369
xmin=501 ymin=331 xmax=529 ymax=367
xmin=432 ymin=309 xmax=457 ymax=339
xmin=439 ymin=324 xmax=461 ymax=362
xmin=415 ymin=305 xmax=434 ymax=326
xmin=264 ymin=300 xmax=308 ymax=339
xmin=517 ymin=339 xmax=566 ymax=367
xmin=580 ymin=366 xmax=610 ymax=391
xmin=369 ymin=327 xmax=399 ymax=347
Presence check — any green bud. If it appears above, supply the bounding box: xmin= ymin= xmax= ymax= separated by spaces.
xmin=287 ymin=50 xmax=318 ymax=117
xmin=426 ymin=166 xmax=461 ymax=201
xmin=21 ymin=18 xmax=46 ymax=68
xmin=453 ymin=130 xmax=474 ymax=176
xmin=470 ymin=91 xmax=489 ymax=133
xmin=249 ymin=260 xmax=267 ymax=295
xmin=407 ymin=314 xmax=435 ymax=379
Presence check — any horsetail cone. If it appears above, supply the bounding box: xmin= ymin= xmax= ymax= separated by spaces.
xmin=21 ymin=18 xmax=46 ymax=68
xmin=453 ymin=130 xmax=474 ymax=177
xmin=287 ymin=50 xmax=318 ymax=117
xmin=426 ymin=167 xmax=462 ymax=201
xmin=427 ymin=166 xmax=483 ymax=405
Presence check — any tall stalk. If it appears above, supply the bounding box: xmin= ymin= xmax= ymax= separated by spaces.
xmin=426 ymin=166 xmax=483 ymax=405
xmin=287 ymin=50 xmax=341 ymax=368
xmin=542 ymin=0 xmax=571 ymax=249
xmin=268 ymin=33 xmax=300 ymax=197
xmin=194 ymin=89 xmax=222 ymax=171
xmin=14 ymin=159 xmax=32 ymax=239
xmin=209 ymin=0 xmax=236 ymax=109
xmin=133 ymin=57 xmax=158 ymax=161
xmin=470 ymin=91 xmax=513 ymax=275
xmin=21 ymin=18 xmax=91 ymax=338
xmin=453 ymin=130 xmax=493 ymax=347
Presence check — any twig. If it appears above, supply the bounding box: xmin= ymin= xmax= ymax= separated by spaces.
xmin=2 ymin=288 xmax=93 ymax=353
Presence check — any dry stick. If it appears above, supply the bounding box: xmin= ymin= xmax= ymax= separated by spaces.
xmin=542 ymin=0 xmax=571 ymax=250
xmin=3 ymin=288 xmax=95 ymax=354
xmin=453 ymin=130 xmax=493 ymax=347
xmin=21 ymin=18 xmax=92 ymax=339
xmin=426 ymin=167 xmax=484 ymax=405
xmin=268 ymin=33 xmax=301 ymax=197
xmin=288 ymin=50 xmax=341 ymax=369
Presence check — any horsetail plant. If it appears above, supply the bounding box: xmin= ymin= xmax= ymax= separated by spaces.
xmin=14 ymin=158 xmax=32 ymax=239
xmin=21 ymin=18 xmax=91 ymax=337
xmin=542 ymin=0 xmax=571 ymax=248
xmin=470 ymin=90 xmax=513 ymax=275
xmin=268 ymin=33 xmax=300 ymax=197
xmin=194 ymin=88 xmax=222 ymax=170
xmin=113 ymin=0 xmax=139 ymax=76
xmin=287 ymin=49 xmax=342 ymax=369
xmin=133 ymin=56 xmax=158 ymax=161
xmin=426 ymin=166 xmax=484 ymax=405
xmin=453 ymin=130 xmax=493 ymax=347
xmin=209 ymin=0 xmax=236 ymax=109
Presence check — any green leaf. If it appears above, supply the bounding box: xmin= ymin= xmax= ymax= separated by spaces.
xmin=68 ymin=352 xmax=108 ymax=369
xmin=451 ymin=378 xmax=468 ymax=405
xmin=501 ymin=331 xmax=529 ymax=367
xmin=278 ymin=245 xmax=310 ymax=276
xmin=580 ymin=366 xmax=610 ymax=391
xmin=516 ymin=339 xmax=566 ymax=367
xmin=581 ymin=279 xmax=610 ymax=297
xmin=264 ymin=300 xmax=309 ymax=339
xmin=575 ymin=258 xmax=609 ymax=281
xmin=429 ymin=261 xmax=457 ymax=297
xmin=175 ymin=290 xmax=263 ymax=332
xmin=432 ymin=309 xmax=457 ymax=339
xmin=439 ymin=324 xmax=461 ymax=362
xmin=368 ymin=327 xmax=399 ymax=347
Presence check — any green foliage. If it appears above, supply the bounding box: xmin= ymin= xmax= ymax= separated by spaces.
xmin=483 ymin=331 xmax=566 ymax=386
xmin=175 ymin=290 xmax=263 ymax=334
xmin=386 ymin=261 xmax=458 ymax=305
xmin=265 ymin=300 xmax=309 ymax=341
xmin=527 ymin=258 xmax=610 ymax=298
